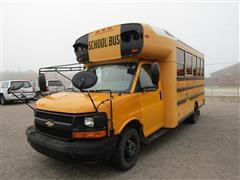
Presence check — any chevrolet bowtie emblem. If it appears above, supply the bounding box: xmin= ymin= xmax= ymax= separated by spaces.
xmin=45 ymin=121 xmax=54 ymax=127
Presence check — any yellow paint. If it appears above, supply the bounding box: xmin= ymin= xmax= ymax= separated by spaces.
xmin=88 ymin=25 xmax=121 ymax=62
xmin=36 ymin=23 xmax=205 ymax=138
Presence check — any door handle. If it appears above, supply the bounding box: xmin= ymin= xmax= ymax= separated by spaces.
xmin=160 ymin=91 xmax=162 ymax=100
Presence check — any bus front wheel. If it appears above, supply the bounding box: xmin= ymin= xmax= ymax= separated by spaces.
xmin=111 ymin=128 xmax=140 ymax=170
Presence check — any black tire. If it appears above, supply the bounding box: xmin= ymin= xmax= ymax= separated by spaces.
xmin=0 ymin=95 xmax=6 ymax=105
xmin=187 ymin=104 xmax=199 ymax=124
xmin=111 ymin=128 xmax=140 ymax=170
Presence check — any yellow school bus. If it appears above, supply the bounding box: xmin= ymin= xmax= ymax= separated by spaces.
xmin=26 ymin=23 xmax=205 ymax=170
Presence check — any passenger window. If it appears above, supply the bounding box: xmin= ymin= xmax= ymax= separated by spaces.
xmin=185 ymin=52 xmax=192 ymax=75
xmin=201 ymin=59 xmax=204 ymax=76
xmin=135 ymin=64 xmax=154 ymax=92
xmin=192 ymin=55 xmax=197 ymax=76
xmin=176 ymin=48 xmax=185 ymax=76
xmin=197 ymin=57 xmax=201 ymax=76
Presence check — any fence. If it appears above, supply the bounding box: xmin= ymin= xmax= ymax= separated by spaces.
xmin=205 ymin=86 xmax=240 ymax=97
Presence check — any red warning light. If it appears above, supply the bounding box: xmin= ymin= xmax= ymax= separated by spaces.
xmin=132 ymin=49 xmax=139 ymax=53
xmin=145 ymin=34 xmax=149 ymax=38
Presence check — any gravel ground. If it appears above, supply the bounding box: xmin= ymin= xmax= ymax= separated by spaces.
xmin=0 ymin=97 xmax=239 ymax=179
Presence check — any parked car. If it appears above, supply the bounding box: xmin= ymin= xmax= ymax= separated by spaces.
xmin=33 ymin=80 xmax=65 ymax=98
xmin=65 ymin=83 xmax=79 ymax=92
xmin=47 ymin=80 xmax=65 ymax=94
xmin=32 ymin=81 xmax=41 ymax=99
xmin=0 ymin=80 xmax=35 ymax=104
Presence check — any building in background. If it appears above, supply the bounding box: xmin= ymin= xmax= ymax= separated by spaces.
xmin=206 ymin=63 xmax=240 ymax=86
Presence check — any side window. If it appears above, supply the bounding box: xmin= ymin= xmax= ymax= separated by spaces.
xmin=56 ymin=81 xmax=63 ymax=87
xmin=185 ymin=52 xmax=192 ymax=75
xmin=192 ymin=55 xmax=197 ymax=76
xmin=201 ymin=59 xmax=204 ymax=76
xmin=139 ymin=64 xmax=154 ymax=88
xmin=2 ymin=82 xmax=9 ymax=88
xmin=23 ymin=81 xmax=31 ymax=88
xmin=135 ymin=64 xmax=154 ymax=92
xmin=176 ymin=48 xmax=185 ymax=76
xmin=197 ymin=57 xmax=201 ymax=76
xmin=48 ymin=81 xmax=56 ymax=86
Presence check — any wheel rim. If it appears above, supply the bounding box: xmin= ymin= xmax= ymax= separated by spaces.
xmin=124 ymin=136 xmax=138 ymax=163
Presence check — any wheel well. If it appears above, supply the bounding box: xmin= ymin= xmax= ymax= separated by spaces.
xmin=121 ymin=120 xmax=144 ymax=142
xmin=194 ymin=101 xmax=199 ymax=109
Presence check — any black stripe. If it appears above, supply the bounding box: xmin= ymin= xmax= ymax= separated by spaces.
xmin=189 ymin=92 xmax=205 ymax=99
xmin=177 ymin=92 xmax=204 ymax=106
xmin=177 ymin=76 xmax=204 ymax=81
xmin=177 ymin=98 xmax=187 ymax=105
xmin=120 ymin=23 xmax=143 ymax=58
xmin=177 ymin=84 xmax=204 ymax=92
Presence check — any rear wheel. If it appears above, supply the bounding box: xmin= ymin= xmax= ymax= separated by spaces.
xmin=187 ymin=104 xmax=199 ymax=124
xmin=0 ymin=95 xmax=6 ymax=105
xmin=111 ymin=128 xmax=140 ymax=170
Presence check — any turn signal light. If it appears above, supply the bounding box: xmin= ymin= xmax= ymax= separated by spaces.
xmin=72 ymin=130 xmax=107 ymax=139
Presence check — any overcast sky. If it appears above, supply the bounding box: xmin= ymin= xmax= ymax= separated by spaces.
xmin=1 ymin=1 xmax=239 ymax=76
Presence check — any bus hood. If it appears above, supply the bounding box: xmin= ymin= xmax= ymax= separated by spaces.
xmin=36 ymin=92 xmax=112 ymax=114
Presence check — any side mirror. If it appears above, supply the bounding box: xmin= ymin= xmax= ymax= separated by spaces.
xmin=151 ymin=62 xmax=160 ymax=86
xmin=7 ymin=83 xmax=23 ymax=94
xmin=38 ymin=73 xmax=47 ymax=92
xmin=72 ymin=71 xmax=97 ymax=90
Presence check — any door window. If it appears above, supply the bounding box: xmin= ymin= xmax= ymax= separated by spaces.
xmin=135 ymin=64 xmax=155 ymax=92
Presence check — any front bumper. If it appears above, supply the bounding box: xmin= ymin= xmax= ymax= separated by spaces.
xmin=26 ymin=126 xmax=118 ymax=161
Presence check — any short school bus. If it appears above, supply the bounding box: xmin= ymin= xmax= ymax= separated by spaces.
xmin=26 ymin=23 xmax=205 ymax=170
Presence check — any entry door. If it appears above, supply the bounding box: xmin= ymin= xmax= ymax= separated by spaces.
xmin=136 ymin=63 xmax=164 ymax=137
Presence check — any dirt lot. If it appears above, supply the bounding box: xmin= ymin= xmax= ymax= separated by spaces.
xmin=0 ymin=97 xmax=239 ymax=179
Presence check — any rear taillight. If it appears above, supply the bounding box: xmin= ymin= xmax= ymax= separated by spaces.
xmin=46 ymin=86 xmax=49 ymax=91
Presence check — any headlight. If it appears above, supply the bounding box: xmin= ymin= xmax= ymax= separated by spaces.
xmin=84 ymin=117 xmax=94 ymax=128
xmin=73 ymin=113 xmax=107 ymax=131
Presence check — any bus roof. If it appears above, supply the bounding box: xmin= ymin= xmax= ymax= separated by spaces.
xmin=148 ymin=25 xmax=204 ymax=56
xmin=73 ymin=23 xmax=204 ymax=63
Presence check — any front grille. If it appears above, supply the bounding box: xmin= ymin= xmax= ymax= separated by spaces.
xmin=35 ymin=124 xmax=72 ymax=140
xmin=35 ymin=110 xmax=73 ymax=124
xmin=35 ymin=110 xmax=74 ymax=140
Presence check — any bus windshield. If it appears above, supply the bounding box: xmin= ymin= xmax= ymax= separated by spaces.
xmin=87 ymin=63 xmax=137 ymax=92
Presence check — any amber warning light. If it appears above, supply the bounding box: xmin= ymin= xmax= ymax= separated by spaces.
xmin=95 ymin=26 xmax=113 ymax=34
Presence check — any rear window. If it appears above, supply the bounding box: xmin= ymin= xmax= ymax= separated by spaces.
xmin=48 ymin=81 xmax=63 ymax=87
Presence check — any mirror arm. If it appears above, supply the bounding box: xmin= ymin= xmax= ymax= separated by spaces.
xmin=86 ymin=91 xmax=98 ymax=112
xmin=9 ymin=91 xmax=35 ymax=111
xmin=56 ymin=70 xmax=72 ymax=81
xmin=95 ymin=89 xmax=114 ymax=135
